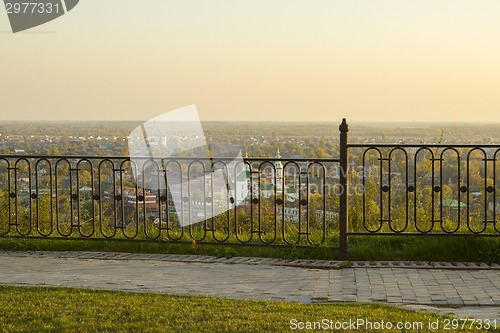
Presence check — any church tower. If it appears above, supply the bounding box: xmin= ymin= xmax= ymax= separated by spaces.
xmin=274 ymin=148 xmax=283 ymax=192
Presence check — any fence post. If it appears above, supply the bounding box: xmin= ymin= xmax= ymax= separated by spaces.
xmin=339 ymin=118 xmax=349 ymax=260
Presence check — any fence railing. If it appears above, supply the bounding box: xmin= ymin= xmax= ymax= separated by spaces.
xmin=0 ymin=155 xmax=341 ymax=247
xmin=348 ymin=144 xmax=500 ymax=233
xmin=341 ymin=121 xmax=500 ymax=257
xmin=2 ymin=119 xmax=500 ymax=258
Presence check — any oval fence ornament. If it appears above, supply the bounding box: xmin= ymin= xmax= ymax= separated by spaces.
xmin=4 ymin=0 xmax=79 ymax=33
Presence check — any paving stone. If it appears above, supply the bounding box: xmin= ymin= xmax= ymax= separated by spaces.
xmin=2 ymin=251 xmax=500 ymax=321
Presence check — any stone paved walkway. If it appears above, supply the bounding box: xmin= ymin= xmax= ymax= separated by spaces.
xmin=0 ymin=251 xmax=499 ymax=321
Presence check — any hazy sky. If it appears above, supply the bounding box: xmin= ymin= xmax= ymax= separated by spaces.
xmin=1 ymin=1 xmax=500 ymax=123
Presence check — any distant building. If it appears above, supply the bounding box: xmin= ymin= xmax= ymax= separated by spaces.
xmin=275 ymin=148 xmax=283 ymax=192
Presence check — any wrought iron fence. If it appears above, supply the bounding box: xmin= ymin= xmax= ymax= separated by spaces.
xmin=336 ymin=119 xmax=500 ymax=258
xmin=346 ymin=143 xmax=500 ymax=236
xmin=0 ymin=155 xmax=341 ymax=247
xmin=2 ymin=119 xmax=500 ymax=258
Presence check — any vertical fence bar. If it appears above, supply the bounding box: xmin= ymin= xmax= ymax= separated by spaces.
xmin=339 ymin=118 xmax=349 ymax=259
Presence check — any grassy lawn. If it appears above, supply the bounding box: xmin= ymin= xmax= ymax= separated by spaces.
xmin=0 ymin=286 xmax=486 ymax=333
xmin=1 ymin=235 xmax=500 ymax=263
xmin=347 ymin=236 xmax=500 ymax=263
xmin=0 ymin=236 xmax=336 ymax=260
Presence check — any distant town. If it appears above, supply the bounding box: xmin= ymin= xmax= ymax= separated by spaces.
xmin=1 ymin=121 xmax=500 ymax=158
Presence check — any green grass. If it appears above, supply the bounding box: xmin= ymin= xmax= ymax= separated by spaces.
xmin=0 ymin=236 xmax=338 ymax=260
xmin=0 ymin=286 xmax=483 ymax=333
xmin=348 ymin=236 xmax=500 ymax=263
xmin=2 ymin=235 xmax=500 ymax=263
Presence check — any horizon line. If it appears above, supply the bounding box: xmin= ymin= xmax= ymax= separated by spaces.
xmin=2 ymin=119 xmax=500 ymax=125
